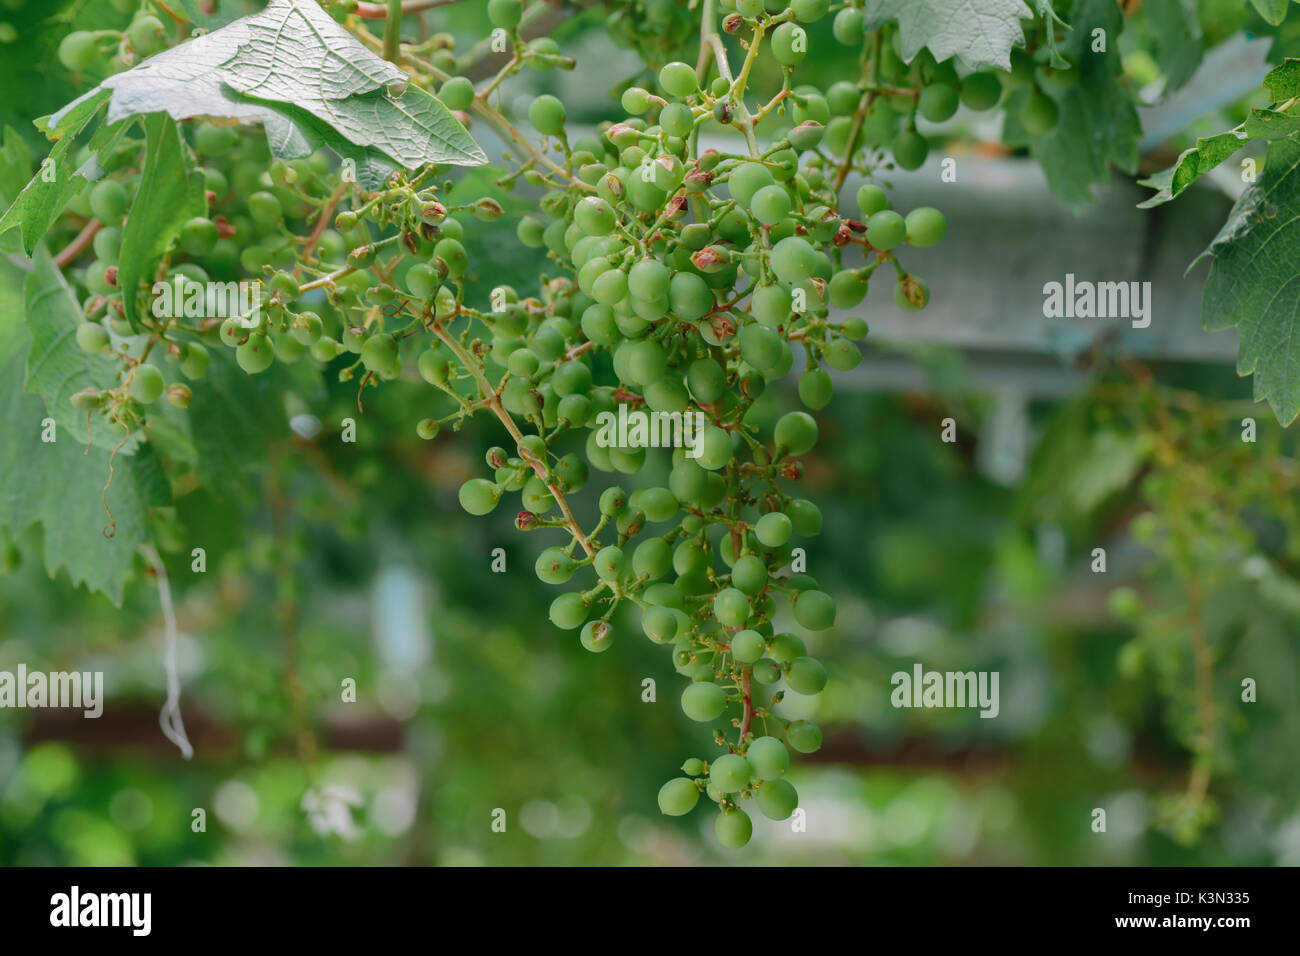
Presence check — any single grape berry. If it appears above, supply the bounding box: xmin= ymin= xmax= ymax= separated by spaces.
xmin=458 ymin=478 xmax=501 ymax=515
xmin=529 ymin=94 xmax=567 ymax=136
xmin=794 ymin=590 xmax=837 ymax=630
xmin=129 ymin=365 xmax=165 ymax=404
xmin=798 ymin=367 xmax=833 ymax=410
xmin=487 ymin=0 xmax=523 ymax=30
xmin=866 ymin=209 xmax=907 ymax=251
xmin=58 ymin=31 xmax=100 ymax=72
xmin=658 ymin=778 xmax=700 ymax=816
xmin=786 ymin=656 xmax=828 ymax=695
xmin=709 ymin=754 xmax=753 ymax=792
xmin=76 ymin=322 xmax=111 ymax=355
xmin=770 ymin=23 xmax=808 ymax=67
xmin=681 ymin=681 xmax=727 ymax=722
xmin=756 ymin=779 xmax=799 ymax=820
xmin=659 ymin=61 xmax=697 ymax=98
xmin=960 ymin=71 xmax=1002 ymax=111
xmin=715 ymin=808 xmax=753 ymax=848
xmin=905 ymin=206 xmax=947 ymax=247
xmin=774 ymin=410 xmax=818 ymax=456
xmin=580 ymin=620 xmax=613 ymax=653
xmin=713 ymin=588 xmax=750 ymax=628
xmin=746 ymin=736 xmax=790 ymax=780
xmin=128 ymin=15 xmax=167 ymax=56
xmin=731 ymin=554 xmax=768 ymax=595
xmin=786 ymin=719 xmax=823 ymax=754
xmin=236 ymin=333 xmax=275 ymax=374
xmin=918 ymin=83 xmax=960 ymax=123
xmin=439 ymin=76 xmax=474 ymax=111
xmin=549 ymin=592 xmax=587 ymax=630
xmin=750 ymin=184 xmax=793 ymax=226
xmin=891 ymin=129 xmax=929 ymax=170
xmin=1020 ymin=90 xmax=1060 ymax=135
xmin=731 ymin=629 xmax=766 ymax=664
xmin=856 ymin=183 xmax=890 ymax=217
xmin=89 ymin=180 xmax=129 ymax=223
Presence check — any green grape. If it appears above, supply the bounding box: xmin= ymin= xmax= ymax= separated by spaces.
xmin=709 ymin=754 xmax=753 ymax=792
xmin=731 ymin=554 xmax=768 ymax=595
xmin=681 ymin=681 xmax=727 ymax=722
xmin=406 ymin=262 xmax=441 ymax=299
xmin=529 ymin=94 xmax=567 ymax=136
xmin=642 ymin=605 xmax=680 ymax=643
xmin=731 ymin=629 xmax=766 ymax=664
xmin=361 ymin=334 xmax=400 ymax=377
xmin=738 ymin=323 xmax=784 ymax=372
xmin=895 ymin=278 xmax=929 ymax=311
xmin=535 ymin=547 xmax=576 ymax=584
xmin=129 ymin=364 xmax=165 ymax=404
xmin=832 ymin=7 xmax=864 ymax=44
xmin=487 ymin=0 xmax=523 ymax=30
xmin=905 ymin=206 xmax=946 ymax=247
xmin=793 ymin=589 xmax=836 ymax=630
xmin=521 ymin=476 xmax=555 ymax=514
xmin=751 ymin=283 xmax=792 ymax=327
xmin=756 ymin=778 xmax=799 ymax=820
xmin=790 ymin=0 xmax=830 ymax=21
xmin=178 ymin=216 xmax=219 ymax=257
xmin=918 ymin=82 xmax=959 ymax=122
xmin=752 ymin=659 xmax=781 ymax=684
xmin=549 ymin=592 xmax=588 ymax=630
xmin=128 ymin=15 xmax=166 ymax=56
xmin=620 ymin=338 xmax=668 ymax=386
xmin=553 ymin=360 xmax=592 ymax=396
xmin=755 ymin=512 xmax=793 ymax=548
xmin=713 ymin=588 xmax=750 ymax=628
xmin=659 ymin=60 xmax=698 ymax=98
xmin=1021 ymin=90 xmax=1059 ymax=135
xmin=774 ymin=411 xmax=818 ymax=455
xmin=632 ymin=536 xmax=672 ymax=580
xmin=180 ymin=342 xmax=209 ymax=379
xmin=715 ymin=808 xmax=753 ymax=848
xmin=768 ymin=632 xmax=806 ymax=664
xmin=640 ymin=487 xmax=679 ymax=523
xmin=828 ymin=269 xmax=868 ymax=309
xmin=434 ymin=237 xmax=468 ymax=277
xmin=417 ymin=348 xmax=449 ymax=385
xmin=592 ymin=267 xmax=628 ymax=305
xmin=90 ymin=180 xmax=129 ymax=223
xmin=575 ymin=196 xmax=616 ymax=238
xmin=786 ymin=719 xmax=822 ymax=754
xmin=798 ymin=367 xmax=833 ymax=409
xmin=770 ymin=236 xmax=817 ymax=283
xmin=786 ymin=656 xmax=827 ymax=695
xmin=580 ymin=620 xmax=613 ymax=653
xmin=823 ymin=337 xmax=861 ymax=371
xmin=628 ymin=258 xmax=671 ymax=301
xmin=236 ymin=334 xmax=275 ymax=374
xmin=770 ymin=22 xmax=807 ymax=67
xmin=686 ymin=358 xmax=727 ymax=404
xmin=866 ymin=209 xmax=907 ymax=250
xmin=517 ymin=216 xmax=545 ymax=247
xmin=747 ymin=736 xmax=789 ymax=780
xmin=658 ymin=778 xmax=700 ymax=816
xmin=458 ymin=478 xmax=501 ymax=515
xmin=960 ymin=71 xmax=1002 ymax=110
xmin=728 ymin=162 xmax=774 ymax=206
xmin=439 ymin=76 xmax=474 ymax=111
xmin=58 ymin=31 xmax=100 ymax=71
xmin=599 ymin=486 xmax=628 ymax=516
xmin=736 ymin=0 xmax=765 ymax=16
xmin=76 ymin=322 xmax=110 ymax=355
xmin=670 ymin=272 xmax=714 ymax=321
xmin=892 ymin=129 xmax=929 ymax=170
xmin=750 ymin=184 xmax=793 ymax=226
xmin=696 ymin=426 xmax=732 ymax=470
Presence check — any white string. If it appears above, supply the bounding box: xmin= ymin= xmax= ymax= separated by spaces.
xmin=143 ymin=545 xmax=193 ymax=760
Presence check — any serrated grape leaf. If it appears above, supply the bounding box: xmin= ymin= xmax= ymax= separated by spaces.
xmin=24 ymin=247 xmax=143 ymax=454
xmin=1264 ymin=56 xmax=1300 ymax=98
xmin=0 ymin=90 xmax=112 ymax=256
xmin=862 ymin=0 xmax=1033 ymax=71
xmin=0 ymin=126 xmax=32 ymax=255
xmin=0 ymin=262 xmax=169 ymax=605
xmin=1144 ymin=0 xmax=1204 ymax=93
xmin=1026 ymin=0 xmax=1142 ymax=206
xmin=1244 ymin=107 xmax=1300 ymax=139
xmin=245 ymin=96 xmax=398 ymax=191
xmin=117 ymin=114 xmax=206 ymax=330
xmin=1251 ymin=0 xmax=1292 ymax=27
xmin=1199 ymin=137 xmax=1300 ymax=424
xmin=1138 ymin=131 xmax=1247 ymax=207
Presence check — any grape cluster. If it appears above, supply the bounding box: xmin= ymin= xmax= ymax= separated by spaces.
xmin=55 ymin=0 xmax=966 ymax=846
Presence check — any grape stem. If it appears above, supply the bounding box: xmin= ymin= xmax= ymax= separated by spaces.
xmin=382 ymin=0 xmax=404 ymax=63
xmin=355 ymin=0 xmax=467 ymax=18
xmin=53 ymin=218 xmax=102 ymax=268
xmin=426 ymin=315 xmax=597 ymax=559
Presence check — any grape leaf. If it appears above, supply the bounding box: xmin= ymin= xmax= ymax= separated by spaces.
xmin=1264 ymin=56 xmax=1300 ymax=98
xmin=24 ymin=247 xmax=143 ymax=454
xmin=1244 ymin=107 xmax=1300 ymax=139
xmin=1137 ymin=131 xmax=1247 ymax=208
xmin=0 ymin=261 xmax=169 ymax=605
xmin=1198 ymin=137 xmax=1300 ymax=424
xmin=1026 ymin=0 xmax=1142 ymax=206
xmin=0 ymin=90 xmax=112 ymax=256
xmin=1144 ymin=0 xmax=1204 ymax=93
xmin=1251 ymin=0 xmax=1292 ymax=27
xmin=117 ymin=114 xmax=207 ymax=330
xmin=861 ymin=0 xmax=1033 ymax=71
xmin=0 ymin=126 xmax=32 ymax=254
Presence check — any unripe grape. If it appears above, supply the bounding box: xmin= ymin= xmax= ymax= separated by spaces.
xmin=752 ymin=659 xmax=781 ymax=684
xmin=793 ymin=589 xmax=836 ymax=630
xmin=728 ymin=162 xmax=774 ymax=206
xmin=891 ymin=129 xmax=929 ymax=170
xmin=786 ymin=719 xmax=822 ymax=754
xmin=128 ymin=15 xmax=166 ymax=56
xmin=686 ymin=358 xmax=727 ymax=404
xmin=633 ymin=536 xmax=673 ymax=580
xmin=961 ymin=71 xmax=1002 ymax=111
xmin=738 ymin=323 xmax=784 ymax=372
xmin=918 ymin=82 xmax=960 ymax=122
xmin=641 ymin=605 xmax=679 ymax=644
xmin=580 ymin=619 xmax=613 ymax=653
xmin=770 ymin=23 xmax=807 ymax=67
xmin=179 ymin=216 xmax=218 ymax=257
xmin=798 ymin=367 xmax=833 ymax=410
xmin=458 ymin=478 xmax=501 ymax=515
xmin=434 ymin=237 xmax=467 ymax=277
xmin=594 ymin=545 xmax=624 ymax=581
xmin=599 ymin=486 xmax=628 ymax=515
xmin=713 ymin=587 xmax=750 ymax=628
xmin=439 ymin=76 xmax=474 ymax=111
xmin=90 ymin=180 xmax=129 ymax=223
xmin=529 ymin=94 xmax=566 ymax=136
xmin=856 ymin=183 xmax=890 ymax=217
xmin=791 ymin=0 xmax=830 ymax=21
xmin=180 ymin=342 xmax=210 ymax=380
xmin=658 ymin=778 xmax=700 ymax=816
xmin=905 ymin=206 xmax=947 ymax=247
xmin=731 ymin=554 xmax=768 ymax=595
xmin=747 ymin=736 xmax=790 ymax=780
xmin=866 ymin=209 xmax=907 ymax=250
xmin=774 ymin=411 xmax=818 ymax=456
xmin=756 ymin=778 xmax=799 ymax=820
xmin=1020 ymin=90 xmax=1060 ymax=135
xmin=236 ymin=333 xmax=275 ymax=374
xmin=731 ymin=629 xmax=766 ymax=664
xmin=715 ymin=808 xmax=753 ymax=848
xmin=659 ymin=60 xmax=697 ymax=98
xmin=770 ymin=236 xmax=817 ymax=283
xmin=828 ymin=269 xmax=868 ymax=309
xmin=487 ymin=0 xmax=523 ymax=29
xmin=832 ymin=7 xmax=864 ymax=44
xmin=549 ymin=592 xmax=588 ymax=630
xmin=130 ymin=364 xmax=165 ymax=404
xmin=361 ymin=333 xmax=400 ymax=376
xmin=696 ymin=426 xmax=732 ymax=470
xmin=786 ymin=656 xmax=828 ymax=695
xmin=681 ymin=681 xmax=727 ymax=722
xmin=58 ymin=31 xmax=100 ymax=71
xmin=535 ymin=546 xmax=576 ymax=585
xmin=405 ymin=262 xmax=441 ymax=299
xmin=823 ymin=337 xmax=862 ymax=371
xmin=895 ymin=277 xmax=929 ymax=311
xmin=750 ymin=184 xmax=793 ymax=226
xmin=709 ymin=754 xmax=753 ymax=792
xmin=751 ymin=283 xmax=792 ymax=327
xmin=76 ymin=322 xmax=110 ymax=355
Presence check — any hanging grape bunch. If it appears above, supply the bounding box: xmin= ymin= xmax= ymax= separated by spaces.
xmin=30 ymin=0 xmax=1014 ymax=849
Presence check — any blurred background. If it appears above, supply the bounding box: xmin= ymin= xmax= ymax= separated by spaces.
xmin=2 ymin=0 xmax=1299 ymax=865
